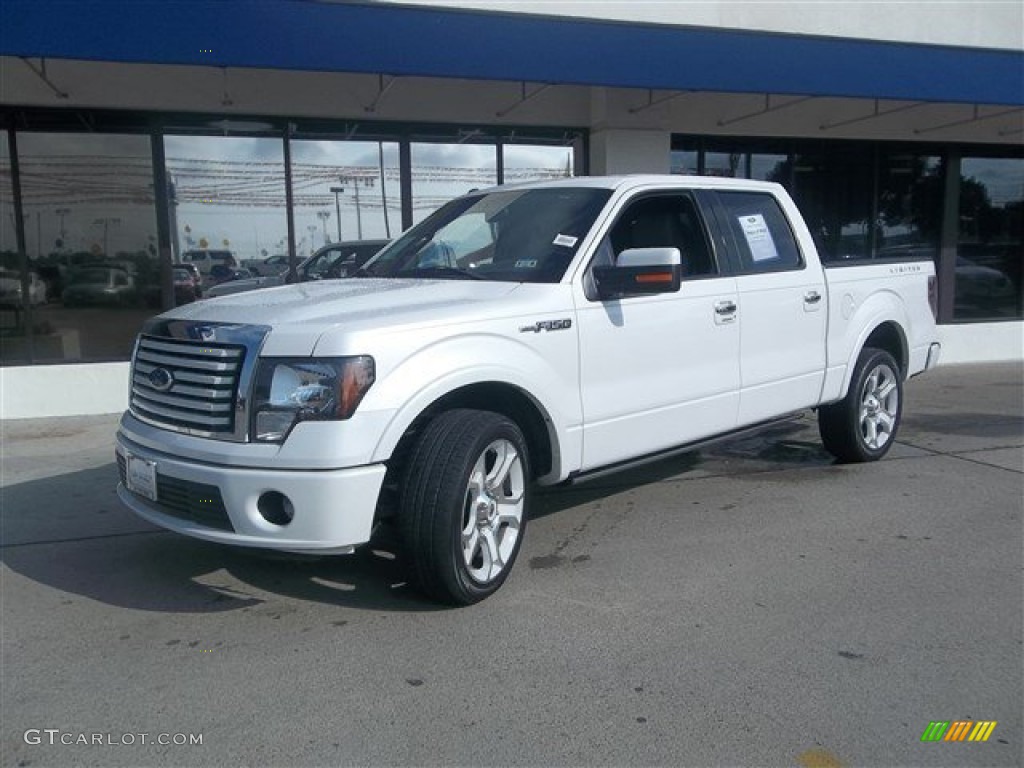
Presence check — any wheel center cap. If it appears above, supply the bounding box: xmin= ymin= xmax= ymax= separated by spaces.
xmin=476 ymin=497 xmax=497 ymax=526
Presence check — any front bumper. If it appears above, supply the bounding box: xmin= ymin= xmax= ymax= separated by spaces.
xmin=115 ymin=433 xmax=386 ymax=554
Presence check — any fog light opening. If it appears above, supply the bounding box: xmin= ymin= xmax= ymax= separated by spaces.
xmin=257 ymin=491 xmax=295 ymax=526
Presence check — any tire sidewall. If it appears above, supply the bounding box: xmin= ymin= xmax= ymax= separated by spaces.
xmin=848 ymin=348 xmax=903 ymax=461
xmin=445 ymin=417 xmax=531 ymax=602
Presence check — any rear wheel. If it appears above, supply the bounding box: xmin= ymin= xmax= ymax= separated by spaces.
xmin=400 ymin=409 xmax=530 ymax=605
xmin=819 ymin=347 xmax=903 ymax=463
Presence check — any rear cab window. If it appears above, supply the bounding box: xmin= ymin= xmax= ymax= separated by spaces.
xmin=715 ymin=191 xmax=804 ymax=274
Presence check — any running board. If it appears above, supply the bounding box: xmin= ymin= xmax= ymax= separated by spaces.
xmin=565 ymin=412 xmax=807 ymax=485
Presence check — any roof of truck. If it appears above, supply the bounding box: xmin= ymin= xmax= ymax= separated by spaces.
xmin=484 ymin=174 xmax=784 ymax=195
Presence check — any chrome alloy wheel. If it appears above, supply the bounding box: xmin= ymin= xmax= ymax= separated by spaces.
xmin=859 ymin=363 xmax=900 ymax=451
xmin=461 ymin=438 xmax=525 ymax=584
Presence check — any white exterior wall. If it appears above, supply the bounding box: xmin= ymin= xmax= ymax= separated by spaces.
xmin=376 ymin=0 xmax=1024 ymax=51
xmin=2 ymin=362 xmax=130 ymax=419
xmin=937 ymin=323 xmax=1024 ymax=366
xmin=590 ymin=129 xmax=670 ymax=175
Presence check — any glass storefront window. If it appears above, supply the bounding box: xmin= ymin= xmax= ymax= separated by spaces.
xmin=704 ymin=151 xmax=745 ymax=178
xmin=750 ymin=154 xmax=788 ymax=182
xmin=0 ymin=131 xmax=25 ymax=362
xmin=502 ymin=144 xmax=574 ymax=184
xmin=670 ymin=150 xmax=698 ymax=176
xmin=788 ymin=147 xmax=874 ymax=262
xmin=164 ymin=135 xmax=287 ymax=280
xmin=290 ymin=139 xmax=401 ymax=258
xmin=876 ymin=154 xmax=943 ymax=262
xmin=3 ymin=132 xmax=157 ymax=364
xmin=955 ymin=157 xmax=1023 ymax=320
xmin=410 ymin=143 xmax=497 ymax=225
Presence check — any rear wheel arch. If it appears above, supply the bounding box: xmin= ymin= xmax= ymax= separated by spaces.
xmin=862 ymin=321 xmax=908 ymax=378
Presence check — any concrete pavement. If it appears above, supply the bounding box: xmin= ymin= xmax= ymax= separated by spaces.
xmin=2 ymin=363 xmax=1021 ymax=767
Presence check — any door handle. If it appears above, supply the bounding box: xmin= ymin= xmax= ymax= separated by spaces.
xmin=804 ymin=291 xmax=822 ymax=305
xmin=714 ymin=300 xmax=737 ymax=315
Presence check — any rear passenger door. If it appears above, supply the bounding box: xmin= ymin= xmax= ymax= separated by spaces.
xmin=708 ymin=190 xmax=827 ymax=425
xmin=575 ymin=191 xmax=740 ymax=470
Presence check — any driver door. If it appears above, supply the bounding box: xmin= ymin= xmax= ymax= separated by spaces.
xmin=575 ymin=192 xmax=741 ymax=470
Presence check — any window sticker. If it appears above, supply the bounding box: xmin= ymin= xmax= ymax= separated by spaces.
xmin=515 ymin=259 xmax=539 ymax=269
xmin=738 ymin=214 xmax=779 ymax=262
xmin=553 ymin=234 xmax=578 ymax=248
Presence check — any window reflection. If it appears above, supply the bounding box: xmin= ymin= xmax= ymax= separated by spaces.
xmin=502 ymin=144 xmax=574 ymax=184
xmin=787 ymin=148 xmax=875 ymax=262
xmin=955 ymin=157 xmax=1023 ymax=320
xmin=0 ymin=131 xmax=27 ymax=362
xmin=410 ymin=143 xmax=497 ymax=225
xmin=2 ymin=132 xmax=156 ymax=364
xmin=670 ymin=150 xmax=698 ymax=176
xmin=164 ymin=135 xmax=286 ymax=279
xmin=750 ymin=154 xmax=788 ymax=182
xmin=704 ymin=151 xmax=744 ymax=178
xmin=875 ymin=154 xmax=943 ymax=262
xmin=290 ymin=139 xmax=400 ymax=256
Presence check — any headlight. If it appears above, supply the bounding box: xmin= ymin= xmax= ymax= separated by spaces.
xmin=251 ymin=356 xmax=375 ymax=442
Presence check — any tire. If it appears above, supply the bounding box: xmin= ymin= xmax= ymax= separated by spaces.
xmin=400 ymin=409 xmax=530 ymax=605
xmin=819 ymin=347 xmax=903 ymax=463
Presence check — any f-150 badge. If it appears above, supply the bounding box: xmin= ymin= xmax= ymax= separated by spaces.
xmin=520 ymin=319 xmax=572 ymax=333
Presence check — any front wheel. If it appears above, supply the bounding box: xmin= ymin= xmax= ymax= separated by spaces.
xmin=819 ymin=347 xmax=903 ymax=463
xmin=400 ymin=409 xmax=530 ymax=605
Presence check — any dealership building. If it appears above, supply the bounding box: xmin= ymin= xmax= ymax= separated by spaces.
xmin=1 ymin=0 xmax=1021 ymax=418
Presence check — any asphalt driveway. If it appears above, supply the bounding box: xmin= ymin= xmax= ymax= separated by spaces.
xmin=2 ymin=363 xmax=1021 ymax=767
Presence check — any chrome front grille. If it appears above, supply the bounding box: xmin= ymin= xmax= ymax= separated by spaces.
xmin=129 ymin=322 xmax=270 ymax=441
xmin=131 ymin=336 xmax=244 ymax=434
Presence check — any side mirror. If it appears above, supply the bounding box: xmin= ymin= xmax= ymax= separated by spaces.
xmin=593 ymin=247 xmax=682 ymax=299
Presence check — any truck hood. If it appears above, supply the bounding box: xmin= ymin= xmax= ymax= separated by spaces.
xmin=158 ymin=278 xmax=523 ymax=355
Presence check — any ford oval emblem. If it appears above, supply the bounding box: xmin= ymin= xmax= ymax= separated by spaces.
xmin=148 ymin=367 xmax=174 ymax=392
xmin=194 ymin=325 xmax=216 ymax=342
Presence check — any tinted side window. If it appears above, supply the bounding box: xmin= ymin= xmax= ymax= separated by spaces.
xmin=607 ymin=194 xmax=717 ymax=278
xmin=718 ymin=192 xmax=803 ymax=274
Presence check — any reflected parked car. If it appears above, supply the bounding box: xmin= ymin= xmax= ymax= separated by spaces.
xmin=173 ymin=267 xmax=200 ymax=305
xmin=954 ymin=256 xmax=1017 ymax=317
xmin=241 ymin=254 xmax=289 ymax=276
xmin=205 ymin=240 xmax=388 ymax=298
xmin=208 ymin=264 xmax=253 ymax=286
xmin=62 ymin=266 xmax=136 ymax=307
xmin=176 ymin=262 xmax=203 ymax=298
xmin=0 ymin=269 xmax=48 ymax=306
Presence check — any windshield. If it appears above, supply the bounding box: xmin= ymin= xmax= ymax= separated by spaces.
xmin=359 ymin=187 xmax=611 ymax=283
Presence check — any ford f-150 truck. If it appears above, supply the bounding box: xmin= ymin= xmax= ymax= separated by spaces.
xmin=116 ymin=175 xmax=941 ymax=604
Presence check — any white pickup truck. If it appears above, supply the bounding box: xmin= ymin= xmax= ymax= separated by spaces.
xmin=116 ymin=175 xmax=941 ymax=604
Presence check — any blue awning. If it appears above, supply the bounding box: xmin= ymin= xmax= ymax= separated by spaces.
xmin=3 ymin=0 xmax=1022 ymax=107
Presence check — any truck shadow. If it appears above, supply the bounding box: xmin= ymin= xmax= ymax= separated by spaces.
xmin=0 ymin=464 xmax=439 ymax=614
xmin=1 ymin=419 xmax=831 ymax=614
xmin=531 ymin=418 xmax=831 ymax=519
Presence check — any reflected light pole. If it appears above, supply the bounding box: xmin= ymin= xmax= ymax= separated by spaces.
xmin=330 ymin=186 xmax=344 ymax=242
xmin=55 ymin=207 xmax=70 ymax=266
xmin=339 ymin=175 xmax=374 ymax=240
xmin=94 ymin=217 xmax=121 ymax=258
xmin=316 ymin=211 xmax=331 ymax=245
